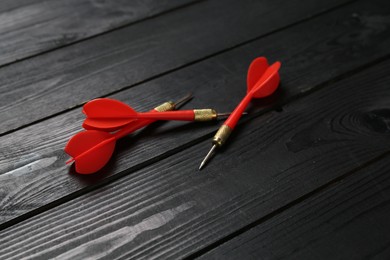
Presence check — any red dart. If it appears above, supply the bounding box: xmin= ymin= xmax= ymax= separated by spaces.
xmin=65 ymin=94 xmax=192 ymax=174
xmin=83 ymin=98 xmax=232 ymax=131
xmin=199 ymin=57 xmax=281 ymax=170
xmin=83 ymin=94 xmax=192 ymax=132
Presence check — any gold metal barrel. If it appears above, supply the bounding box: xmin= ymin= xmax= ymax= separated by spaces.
xmin=212 ymin=125 xmax=232 ymax=147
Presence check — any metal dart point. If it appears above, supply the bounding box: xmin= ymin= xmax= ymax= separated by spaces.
xmin=199 ymin=144 xmax=217 ymax=170
xmin=199 ymin=124 xmax=232 ymax=171
xmin=199 ymin=113 xmax=249 ymax=170
xmin=174 ymin=92 xmax=193 ymax=109
xmin=217 ymin=111 xmax=248 ymax=119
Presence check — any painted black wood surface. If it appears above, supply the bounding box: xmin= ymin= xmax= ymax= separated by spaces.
xmin=0 ymin=0 xmax=196 ymax=66
xmin=1 ymin=0 xmax=389 ymax=227
xmin=0 ymin=54 xmax=389 ymax=259
xmin=201 ymin=154 xmax=390 ymax=259
xmin=0 ymin=0 xmax=348 ymax=135
xmin=0 ymin=0 xmax=389 ymax=258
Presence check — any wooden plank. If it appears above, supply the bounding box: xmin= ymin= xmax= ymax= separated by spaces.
xmin=0 ymin=0 xmax=196 ymax=66
xmin=0 ymin=0 xmax=350 ymax=134
xmin=0 ymin=0 xmax=389 ymax=227
xmin=0 ymin=56 xmax=389 ymax=259
xmin=200 ymin=155 xmax=390 ymax=260
xmin=0 ymin=0 xmax=37 ymax=12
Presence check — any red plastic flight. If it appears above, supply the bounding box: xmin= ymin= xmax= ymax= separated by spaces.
xmin=199 ymin=57 xmax=281 ymax=170
xmin=83 ymin=105 xmax=162 ymax=132
xmin=66 ymin=124 xmax=139 ymax=174
xmin=65 ymin=94 xmax=192 ymax=174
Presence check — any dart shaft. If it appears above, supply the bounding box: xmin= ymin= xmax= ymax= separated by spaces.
xmin=108 ymin=109 xmax=218 ymax=121
xmin=114 ymin=109 xmax=160 ymax=139
xmin=137 ymin=110 xmax=197 ymax=120
xmin=138 ymin=109 xmax=217 ymax=121
xmin=114 ymin=102 xmax=179 ymax=139
xmin=224 ymin=92 xmax=253 ymax=130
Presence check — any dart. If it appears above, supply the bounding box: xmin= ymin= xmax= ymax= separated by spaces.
xmin=83 ymin=93 xmax=193 ymax=132
xmin=199 ymin=57 xmax=281 ymax=170
xmin=82 ymin=98 xmax=234 ymax=131
xmin=65 ymin=94 xmax=192 ymax=174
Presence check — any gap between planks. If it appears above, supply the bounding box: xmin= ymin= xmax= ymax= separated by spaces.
xmin=0 ymin=0 xmax=356 ymax=137
xmin=0 ymin=0 xmax=388 ymax=232
xmin=0 ymin=0 xmax=202 ymax=70
xmin=187 ymin=152 xmax=390 ymax=259
xmin=1 ymin=47 xmax=389 ymax=232
xmin=0 ymin=57 xmax=389 ymax=258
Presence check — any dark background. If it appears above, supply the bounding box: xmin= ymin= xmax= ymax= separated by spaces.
xmin=0 ymin=0 xmax=389 ymax=259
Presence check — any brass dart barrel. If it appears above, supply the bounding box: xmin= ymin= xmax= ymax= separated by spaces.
xmin=154 ymin=92 xmax=193 ymax=112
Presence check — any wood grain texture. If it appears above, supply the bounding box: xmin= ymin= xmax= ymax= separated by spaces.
xmin=201 ymin=155 xmax=390 ymax=260
xmin=0 ymin=56 xmax=389 ymax=259
xmin=0 ymin=0 xmax=196 ymax=65
xmin=0 ymin=0 xmax=350 ymax=134
xmin=1 ymin=0 xmax=390 ymax=227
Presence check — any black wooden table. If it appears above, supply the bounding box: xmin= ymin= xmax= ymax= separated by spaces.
xmin=1 ymin=0 xmax=389 ymax=259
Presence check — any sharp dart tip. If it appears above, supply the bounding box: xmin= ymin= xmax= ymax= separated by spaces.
xmin=199 ymin=157 xmax=208 ymax=171
xmin=175 ymin=92 xmax=194 ymax=108
xmin=198 ymin=163 xmax=204 ymax=171
xmin=217 ymin=111 xmax=248 ymax=119
xmin=186 ymin=91 xmax=193 ymax=99
xmin=199 ymin=144 xmax=217 ymax=171
xmin=217 ymin=112 xmax=230 ymax=116
xmin=216 ymin=112 xmax=231 ymax=119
